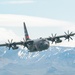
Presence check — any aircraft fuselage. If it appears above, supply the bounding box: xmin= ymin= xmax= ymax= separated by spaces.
xmin=26 ymin=38 xmax=49 ymax=52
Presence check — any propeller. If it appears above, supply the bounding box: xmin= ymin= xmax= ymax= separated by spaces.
xmin=51 ymin=33 xmax=57 ymax=44
xmin=6 ymin=39 xmax=13 ymax=50
xmin=22 ymin=38 xmax=26 ymax=48
xmin=22 ymin=38 xmax=33 ymax=48
xmin=64 ymin=30 xmax=73 ymax=41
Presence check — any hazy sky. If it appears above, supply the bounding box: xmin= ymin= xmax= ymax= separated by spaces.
xmin=0 ymin=0 xmax=75 ymax=23
xmin=0 ymin=0 xmax=75 ymax=47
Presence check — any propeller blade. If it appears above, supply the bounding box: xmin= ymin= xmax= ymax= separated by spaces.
xmin=51 ymin=34 xmax=53 ymax=37
xmin=70 ymin=32 xmax=73 ymax=34
xmin=8 ymin=40 xmax=10 ymax=43
xmin=55 ymin=34 xmax=57 ymax=37
xmin=9 ymin=46 xmax=11 ymax=50
xmin=51 ymin=41 xmax=53 ymax=44
xmin=23 ymin=45 xmax=26 ymax=48
xmin=70 ymin=37 xmax=73 ymax=40
xmin=11 ymin=39 xmax=13 ymax=43
xmin=64 ymin=32 xmax=67 ymax=35
xmin=68 ymin=30 xmax=69 ymax=34
xmin=68 ymin=38 xmax=70 ymax=42
xmin=23 ymin=38 xmax=26 ymax=42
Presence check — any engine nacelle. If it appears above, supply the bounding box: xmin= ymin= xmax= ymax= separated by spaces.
xmin=55 ymin=39 xmax=62 ymax=43
xmin=12 ymin=46 xmax=19 ymax=50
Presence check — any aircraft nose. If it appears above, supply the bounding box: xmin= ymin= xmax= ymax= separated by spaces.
xmin=44 ymin=42 xmax=49 ymax=48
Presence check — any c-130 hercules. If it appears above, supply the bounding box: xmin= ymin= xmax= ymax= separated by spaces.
xmin=0 ymin=22 xmax=75 ymax=52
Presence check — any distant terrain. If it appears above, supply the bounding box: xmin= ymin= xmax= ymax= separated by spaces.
xmin=0 ymin=46 xmax=75 ymax=75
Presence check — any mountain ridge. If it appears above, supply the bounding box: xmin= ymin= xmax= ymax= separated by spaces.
xmin=0 ymin=46 xmax=75 ymax=75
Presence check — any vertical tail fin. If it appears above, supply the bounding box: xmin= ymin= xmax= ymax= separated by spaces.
xmin=23 ymin=22 xmax=30 ymax=41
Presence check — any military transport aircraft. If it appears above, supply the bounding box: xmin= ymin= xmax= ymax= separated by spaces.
xmin=0 ymin=22 xmax=75 ymax=52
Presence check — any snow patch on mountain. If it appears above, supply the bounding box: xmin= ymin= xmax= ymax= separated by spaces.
xmin=0 ymin=46 xmax=75 ymax=75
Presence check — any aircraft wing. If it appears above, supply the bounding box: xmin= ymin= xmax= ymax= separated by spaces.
xmin=0 ymin=39 xmax=34 ymax=50
xmin=46 ymin=31 xmax=75 ymax=43
xmin=0 ymin=42 xmax=22 ymax=46
xmin=0 ymin=41 xmax=25 ymax=50
xmin=0 ymin=42 xmax=23 ymax=46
